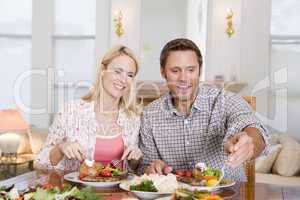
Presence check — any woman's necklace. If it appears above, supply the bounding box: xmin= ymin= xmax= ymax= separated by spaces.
xmin=95 ymin=109 xmax=122 ymax=136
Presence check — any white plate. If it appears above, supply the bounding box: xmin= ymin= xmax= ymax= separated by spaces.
xmin=155 ymin=197 xmax=172 ymax=200
xmin=119 ymin=181 xmax=173 ymax=200
xmin=64 ymin=172 xmax=122 ymax=188
xmin=180 ymin=181 xmax=236 ymax=192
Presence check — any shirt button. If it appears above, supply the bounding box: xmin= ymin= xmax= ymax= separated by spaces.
xmin=184 ymin=119 xmax=189 ymax=125
xmin=186 ymin=140 xmax=190 ymax=145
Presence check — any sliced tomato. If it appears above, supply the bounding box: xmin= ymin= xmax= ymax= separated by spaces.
xmin=100 ymin=168 xmax=112 ymax=177
xmin=185 ymin=170 xmax=192 ymax=177
xmin=79 ymin=165 xmax=89 ymax=178
xmin=78 ymin=172 xmax=86 ymax=179
xmin=41 ymin=183 xmax=53 ymax=190
xmin=176 ymin=170 xmax=185 ymax=177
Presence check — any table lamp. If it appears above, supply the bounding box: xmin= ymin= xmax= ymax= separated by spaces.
xmin=0 ymin=109 xmax=29 ymax=160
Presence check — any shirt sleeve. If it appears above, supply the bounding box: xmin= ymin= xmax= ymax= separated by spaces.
xmin=137 ymin=111 xmax=161 ymax=174
xmin=223 ymin=92 xmax=271 ymax=156
xmin=126 ymin=115 xmax=141 ymax=147
xmin=123 ymin=114 xmax=141 ymax=173
xmin=34 ymin=105 xmax=79 ymax=171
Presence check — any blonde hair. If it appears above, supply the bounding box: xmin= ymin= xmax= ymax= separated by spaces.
xmin=82 ymin=45 xmax=141 ymax=116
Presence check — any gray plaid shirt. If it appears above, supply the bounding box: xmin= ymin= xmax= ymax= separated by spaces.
xmin=138 ymin=86 xmax=270 ymax=181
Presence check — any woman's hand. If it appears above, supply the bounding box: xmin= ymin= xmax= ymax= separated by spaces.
xmin=58 ymin=141 xmax=86 ymax=162
xmin=121 ymin=145 xmax=143 ymax=161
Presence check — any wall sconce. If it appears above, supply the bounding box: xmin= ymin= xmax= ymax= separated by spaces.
xmin=114 ymin=10 xmax=124 ymax=37
xmin=226 ymin=8 xmax=234 ymax=37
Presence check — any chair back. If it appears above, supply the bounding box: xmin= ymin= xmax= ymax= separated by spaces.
xmin=242 ymin=96 xmax=256 ymax=200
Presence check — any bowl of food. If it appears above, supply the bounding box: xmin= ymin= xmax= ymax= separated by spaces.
xmin=119 ymin=173 xmax=178 ymax=200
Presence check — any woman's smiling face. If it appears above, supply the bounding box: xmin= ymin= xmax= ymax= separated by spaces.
xmin=101 ymin=55 xmax=137 ymax=100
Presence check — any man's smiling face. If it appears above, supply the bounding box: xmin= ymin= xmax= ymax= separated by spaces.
xmin=161 ymin=50 xmax=200 ymax=102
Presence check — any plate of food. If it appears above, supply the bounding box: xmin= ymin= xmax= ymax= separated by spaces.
xmin=64 ymin=160 xmax=128 ymax=188
xmin=175 ymin=162 xmax=235 ymax=191
xmin=119 ymin=173 xmax=179 ymax=200
xmin=0 ymin=182 xmax=102 ymax=200
xmin=156 ymin=188 xmax=222 ymax=200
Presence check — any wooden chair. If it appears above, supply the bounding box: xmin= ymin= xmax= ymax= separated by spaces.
xmin=242 ymin=96 xmax=256 ymax=200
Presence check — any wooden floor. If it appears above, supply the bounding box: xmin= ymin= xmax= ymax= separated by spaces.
xmin=255 ymin=183 xmax=300 ymax=200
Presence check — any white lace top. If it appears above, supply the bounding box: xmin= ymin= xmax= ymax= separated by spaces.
xmin=35 ymin=99 xmax=140 ymax=171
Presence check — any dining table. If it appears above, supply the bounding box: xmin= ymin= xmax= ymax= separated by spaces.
xmin=0 ymin=170 xmax=299 ymax=200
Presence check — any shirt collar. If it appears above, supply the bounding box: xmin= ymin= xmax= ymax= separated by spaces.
xmin=165 ymin=92 xmax=182 ymax=117
xmin=193 ymin=86 xmax=210 ymax=111
xmin=163 ymin=86 xmax=210 ymax=118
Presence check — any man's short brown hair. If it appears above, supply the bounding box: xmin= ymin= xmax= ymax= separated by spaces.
xmin=160 ymin=38 xmax=202 ymax=68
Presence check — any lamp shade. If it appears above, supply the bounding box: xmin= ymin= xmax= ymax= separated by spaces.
xmin=0 ymin=109 xmax=28 ymax=131
xmin=0 ymin=133 xmax=21 ymax=153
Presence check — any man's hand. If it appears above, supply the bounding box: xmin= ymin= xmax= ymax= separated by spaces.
xmin=121 ymin=145 xmax=143 ymax=161
xmin=145 ymin=160 xmax=173 ymax=175
xmin=224 ymin=131 xmax=254 ymax=169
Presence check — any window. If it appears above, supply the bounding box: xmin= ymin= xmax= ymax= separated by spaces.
xmin=270 ymin=0 xmax=300 ymax=137
xmin=0 ymin=0 xmax=32 ymax=121
xmin=53 ymin=0 xmax=96 ymax=111
xmin=0 ymin=0 xmax=110 ymax=127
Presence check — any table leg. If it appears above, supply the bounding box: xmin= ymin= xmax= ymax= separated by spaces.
xmin=28 ymin=161 xmax=34 ymax=171
xmin=13 ymin=165 xmax=17 ymax=176
xmin=4 ymin=165 xmax=10 ymax=178
xmin=4 ymin=164 xmax=16 ymax=178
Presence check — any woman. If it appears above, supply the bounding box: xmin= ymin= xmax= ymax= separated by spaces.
xmin=35 ymin=45 xmax=142 ymax=171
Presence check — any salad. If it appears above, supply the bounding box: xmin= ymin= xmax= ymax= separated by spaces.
xmin=128 ymin=174 xmax=178 ymax=193
xmin=130 ymin=180 xmax=157 ymax=192
xmin=173 ymin=188 xmax=221 ymax=200
xmin=176 ymin=163 xmax=223 ymax=187
xmin=79 ymin=160 xmax=127 ymax=182
xmin=0 ymin=183 xmax=102 ymax=200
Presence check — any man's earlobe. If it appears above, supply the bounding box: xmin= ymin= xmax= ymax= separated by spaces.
xmin=198 ymin=66 xmax=202 ymax=77
xmin=160 ymin=67 xmax=166 ymax=79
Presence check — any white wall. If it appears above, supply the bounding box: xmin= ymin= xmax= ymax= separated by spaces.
xmin=239 ymin=0 xmax=271 ymax=120
xmin=205 ymin=0 xmax=241 ymax=81
xmin=186 ymin=0 xmax=208 ymax=80
xmin=205 ymin=0 xmax=270 ymax=119
xmin=110 ymin=0 xmax=141 ymax=57
xmin=139 ymin=0 xmax=188 ymax=81
xmin=95 ymin=0 xmax=111 ymax=68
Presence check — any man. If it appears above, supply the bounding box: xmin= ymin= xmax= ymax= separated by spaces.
xmin=138 ymin=38 xmax=270 ymax=181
